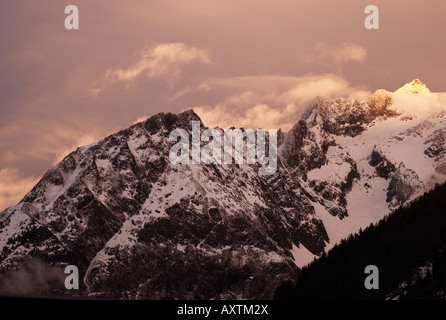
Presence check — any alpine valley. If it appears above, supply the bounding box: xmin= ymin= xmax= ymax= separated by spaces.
xmin=1 ymin=79 xmax=446 ymax=299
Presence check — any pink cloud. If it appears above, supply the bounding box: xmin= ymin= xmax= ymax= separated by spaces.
xmin=90 ymin=43 xmax=211 ymax=95
xmin=192 ymin=74 xmax=370 ymax=131
xmin=0 ymin=168 xmax=39 ymax=212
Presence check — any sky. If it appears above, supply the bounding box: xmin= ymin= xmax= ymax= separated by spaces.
xmin=1 ymin=0 xmax=446 ymax=211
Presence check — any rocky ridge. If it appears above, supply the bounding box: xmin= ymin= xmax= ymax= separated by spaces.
xmin=1 ymin=80 xmax=446 ymax=299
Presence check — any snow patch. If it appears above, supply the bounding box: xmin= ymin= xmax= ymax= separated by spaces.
xmin=291 ymin=244 xmax=315 ymax=268
xmin=394 ymin=79 xmax=431 ymax=94
xmin=0 ymin=212 xmax=31 ymax=249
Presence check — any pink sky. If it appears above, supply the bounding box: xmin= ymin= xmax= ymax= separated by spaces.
xmin=1 ymin=0 xmax=446 ymax=211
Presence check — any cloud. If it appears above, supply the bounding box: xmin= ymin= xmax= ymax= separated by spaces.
xmin=0 ymin=168 xmax=39 ymax=212
xmin=170 ymin=83 xmax=211 ymax=101
xmin=0 ymin=259 xmax=65 ymax=295
xmin=52 ymin=133 xmax=104 ymax=165
xmin=0 ymin=120 xmax=110 ymax=213
xmin=305 ymin=43 xmax=367 ymax=66
xmin=90 ymin=43 xmax=211 ymax=95
xmin=133 ymin=115 xmax=150 ymax=124
xmin=192 ymin=74 xmax=370 ymax=131
xmin=0 ymin=120 xmax=108 ymax=166
xmin=283 ymin=75 xmax=367 ymax=101
xmin=0 ymin=126 xmax=108 ymax=213
xmin=195 ymin=102 xmax=300 ymax=132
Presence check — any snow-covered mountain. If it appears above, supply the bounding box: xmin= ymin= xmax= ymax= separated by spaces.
xmin=1 ymin=79 xmax=446 ymax=299
xmin=394 ymin=78 xmax=431 ymax=94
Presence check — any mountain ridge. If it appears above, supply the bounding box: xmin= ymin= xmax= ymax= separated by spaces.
xmin=1 ymin=84 xmax=446 ymax=298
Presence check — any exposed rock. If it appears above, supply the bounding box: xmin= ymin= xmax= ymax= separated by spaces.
xmin=386 ymin=163 xmax=425 ymax=209
xmin=425 ymin=128 xmax=446 ymax=160
xmin=369 ymin=147 xmax=397 ymax=179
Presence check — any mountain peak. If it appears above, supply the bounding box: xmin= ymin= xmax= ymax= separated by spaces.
xmin=141 ymin=109 xmax=202 ymax=134
xmin=395 ymin=79 xmax=431 ymax=94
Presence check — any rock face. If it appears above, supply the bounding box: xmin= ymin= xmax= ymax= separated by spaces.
xmin=386 ymin=163 xmax=425 ymax=209
xmin=0 ymin=110 xmax=318 ymax=299
xmin=369 ymin=147 xmax=397 ymax=180
xmin=1 ymin=87 xmax=446 ymax=299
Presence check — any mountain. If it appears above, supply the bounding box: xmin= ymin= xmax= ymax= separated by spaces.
xmin=1 ymin=79 xmax=446 ymax=299
xmin=394 ymin=79 xmax=431 ymax=94
xmin=274 ymin=182 xmax=446 ymax=300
